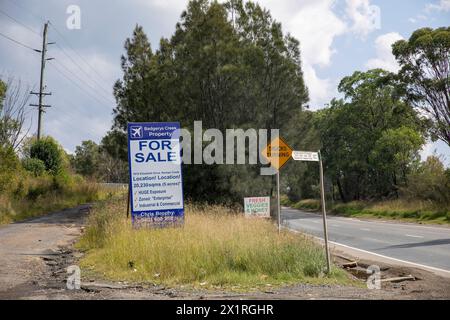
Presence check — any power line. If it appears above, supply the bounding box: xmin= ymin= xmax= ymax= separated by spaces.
xmin=49 ymin=60 xmax=113 ymax=109
xmin=0 ymin=31 xmax=40 ymax=52
xmin=49 ymin=23 xmax=115 ymax=93
xmin=5 ymin=0 xmax=47 ymax=24
xmin=52 ymin=59 xmax=114 ymax=105
xmin=52 ymin=101 xmax=110 ymax=139
xmin=0 ymin=8 xmax=42 ymax=38
xmin=0 ymin=7 xmax=114 ymax=104
xmin=2 ymin=2 xmax=116 ymax=139
xmin=53 ymin=43 xmax=115 ymax=103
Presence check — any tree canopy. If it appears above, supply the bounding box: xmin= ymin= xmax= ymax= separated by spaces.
xmin=316 ymin=69 xmax=426 ymax=201
xmin=393 ymin=27 xmax=450 ymax=146
xmin=104 ymin=0 xmax=309 ymax=203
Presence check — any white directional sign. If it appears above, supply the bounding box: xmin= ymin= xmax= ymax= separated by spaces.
xmin=292 ymin=151 xmax=319 ymax=162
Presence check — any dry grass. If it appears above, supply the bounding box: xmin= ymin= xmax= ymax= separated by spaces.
xmin=284 ymin=198 xmax=449 ymax=224
xmin=0 ymin=180 xmax=115 ymax=224
xmin=336 ymin=199 xmax=450 ymax=224
xmin=78 ymin=199 xmax=351 ymax=289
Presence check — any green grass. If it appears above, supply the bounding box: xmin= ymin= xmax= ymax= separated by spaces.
xmin=333 ymin=200 xmax=450 ymax=224
xmin=285 ymin=198 xmax=450 ymax=225
xmin=77 ymin=199 xmax=352 ymax=290
xmin=293 ymin=199 xmax=321 ymax=211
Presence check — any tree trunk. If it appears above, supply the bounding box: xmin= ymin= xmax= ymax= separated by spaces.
xmin=336 ymin=178 xmax=348 ymax=203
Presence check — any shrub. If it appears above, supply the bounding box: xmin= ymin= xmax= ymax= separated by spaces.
xmin=0 ymin=145 xmax=21 ymax=193
xmin=293 ymin=199 xmax=321 ymax=210
xmin=22 ymin=158 xmax=46 ymax=177
xmin=28 ymin=137 xmax=64 ymax=175
xmin=403 ymin=156 xmax=450 ymax=206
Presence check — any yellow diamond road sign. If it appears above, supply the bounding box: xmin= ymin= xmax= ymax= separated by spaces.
xmin=262 ymin=137 xmax=293 ymax=170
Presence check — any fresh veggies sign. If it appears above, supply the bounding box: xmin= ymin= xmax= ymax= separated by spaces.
xmin=244 ymin=197 xmax=270 ymax=217
xmin=127 ymin=122 xmax=184 ymax=228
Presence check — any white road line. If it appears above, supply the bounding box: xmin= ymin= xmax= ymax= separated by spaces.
xmin=405 ymin=234 xmax=424 ymax=238
xmin=360 ymin=228 xmax=371 ymax=231
xmin=283 ymin=208 xmax=450 ymax=231
xmin=282 ymin=225 xmax=450 ymax=278
xmin=327 ymin=241 xmax=450 ymax=276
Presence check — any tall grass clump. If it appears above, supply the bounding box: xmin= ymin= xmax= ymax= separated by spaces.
xmin=78 ymin=199 xmax=350 ymax=289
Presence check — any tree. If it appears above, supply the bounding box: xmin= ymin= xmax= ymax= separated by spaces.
xmin=71 ymin=140 xmax=128 ymax=183
xmin=28 ymin=137 xmax=64 ymax=175
xmin=392 ymin=27 xmax=450 ymax=146
xmin=72 ymin=140 xmax=100 ymax=177
xmin=283 ymin=110 xmax=321 ymax=201
xmin=0 ymin=145 xmax=21 ymax=193
xmin=317 ymin=69 xmax=426 ymax=201
xmin=0 ymin=78 xmax=31 ymax=151
xmin=370 ymin=126 xmax=424 ymax=195
xmin=22 ymin=158 xmax=46 ymax=177
xmin=107 ymin=0 xmax=309 ymax=204
xmin=404 ymin=156 xmax=450 ymax=205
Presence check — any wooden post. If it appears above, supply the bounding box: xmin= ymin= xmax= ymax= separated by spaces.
xmin=126 ymin=185 xmax=130 ymax=218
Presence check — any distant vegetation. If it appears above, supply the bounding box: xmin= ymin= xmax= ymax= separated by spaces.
xmin=0 ymin=134 xmax=109 ymax=224
xmin=0 ymin=85 xmax=108 ymax=224
xmin=282 ymin=157 xmax=450 ymax=225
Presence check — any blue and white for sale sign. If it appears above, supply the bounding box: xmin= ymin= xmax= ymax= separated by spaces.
xmin=127 ymin=122 xmax=184 ymax=228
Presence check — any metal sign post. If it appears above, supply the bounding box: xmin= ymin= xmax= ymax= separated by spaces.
xmin=261 ymin=136 xmax=293 ymax=234
xmin=292 ymin=150 xmax=331 ymax=274
xmin=276 ymin=170 xmax=281 ymax=234
xmin=318 ymin=150 xmax=331 ymax=274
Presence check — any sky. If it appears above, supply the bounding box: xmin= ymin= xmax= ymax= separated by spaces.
xmin=0 ymin=0 xmax=449 ymax=164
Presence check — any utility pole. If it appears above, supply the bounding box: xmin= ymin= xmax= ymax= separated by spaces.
xmin=30 ymin=21 xmax=52 ymax=140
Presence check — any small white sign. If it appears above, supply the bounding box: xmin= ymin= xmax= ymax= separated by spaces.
xmin=244 ymin=197 xmax=270 ymax=217
xmin=292 ymin=151 xmax=319 ymax=162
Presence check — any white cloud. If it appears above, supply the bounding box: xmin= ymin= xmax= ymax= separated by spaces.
xmin=257 ymin=0 xmax=347 ymax=107
xmin=287 ymin=0 xmax=347 ymax=67
xmin=421 ymin=140 xmax=450 ymax=167
xmin=366 ymin=32 xmax=403 ymax=72
xmin=303 ymin=64 xmax=336 ymax=108
xmin=426 ymin=0 xmax=450 ymax=12
xmin=346 ymin=0 xmax=381 ymax=38
xmin=133 ymin=0 xmax=188 ymax=11
xmin=408 ymin=14 xmax=428 ymax=24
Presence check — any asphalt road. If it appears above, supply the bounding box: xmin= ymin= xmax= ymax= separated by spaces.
xmin=282 ymin=207 xmax=450 ymax=272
